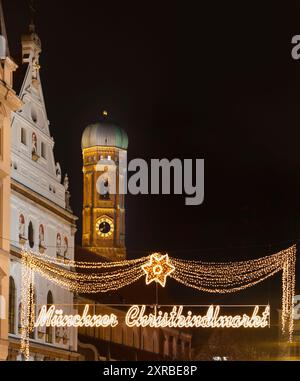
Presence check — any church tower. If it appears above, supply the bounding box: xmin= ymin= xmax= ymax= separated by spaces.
xmin=81 ymin=115 xmax=128 ymax=260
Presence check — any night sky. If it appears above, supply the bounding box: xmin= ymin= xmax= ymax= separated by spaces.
xmin=5 ymin=1 xmax=300 ymax=304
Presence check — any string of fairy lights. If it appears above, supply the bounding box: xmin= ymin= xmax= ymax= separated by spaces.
xmin=20 ymin=253 xmax=34 ymax=360
xmin=169 ymin=245 xmax=297 ymax=342
xmin=19 ymin=245 xmax=296 ymax=360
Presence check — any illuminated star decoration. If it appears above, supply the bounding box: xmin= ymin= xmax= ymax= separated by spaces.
xmin=142 ymin=253 xmax=175 ymax=287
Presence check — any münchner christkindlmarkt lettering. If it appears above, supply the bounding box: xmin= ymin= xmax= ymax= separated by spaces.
xmin=34 ymin=304 xmax=270 ymax=329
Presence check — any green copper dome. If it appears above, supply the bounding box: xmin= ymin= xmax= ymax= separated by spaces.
xmin=81 ymin=122 xmax=128 ymax=150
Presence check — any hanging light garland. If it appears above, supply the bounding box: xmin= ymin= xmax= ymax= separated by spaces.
xmin=20 ymin=252 xmax=34 ymax=361
xmin=20 ymin=245 xmax=297 ymax=360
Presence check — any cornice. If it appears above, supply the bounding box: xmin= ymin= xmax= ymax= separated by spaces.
xmin=11 ymin=179 xmax=78 ymax=226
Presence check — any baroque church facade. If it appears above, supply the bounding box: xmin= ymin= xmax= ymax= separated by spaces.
xmin=7 ymin=23 xmax=79 ymax=360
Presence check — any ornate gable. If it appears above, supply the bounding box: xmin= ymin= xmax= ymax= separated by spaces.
xmin=11 ymin=25 xmax=66 ymax=208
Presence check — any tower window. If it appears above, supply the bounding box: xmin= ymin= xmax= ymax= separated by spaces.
xmin=21 ymin=128 xmax=27 ymax=145
xmin=28 ymin=221 xmax=34 ymax=248
xmin=41 ymin=142 xmax=46 ymax=159
xmin=99 ymin=178 xmax=110 ymax=200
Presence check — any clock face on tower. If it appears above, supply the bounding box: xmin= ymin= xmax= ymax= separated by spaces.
xmin=96 ymin=217 xmax=114 ymax=238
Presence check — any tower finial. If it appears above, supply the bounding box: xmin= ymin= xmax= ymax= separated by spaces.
xmin=29 ymin=0 xmax=36 ymax=33
xmin=0 ymin=0 xmax=10 ymax=57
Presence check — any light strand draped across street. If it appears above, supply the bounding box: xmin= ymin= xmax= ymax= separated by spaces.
xmin=20 ymin=245 xmax=296 ymax=360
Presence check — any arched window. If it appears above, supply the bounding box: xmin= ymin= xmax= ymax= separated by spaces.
xmin=47 ymin=291 xmax=53 ymax=305
xmin=31 ymin=106 xmax=38 ymax=123
xmin=21 ymin=128 xmax=27 ymax=145
xmin=98 ymin=167 xmax=110 ymax=200
xmin=9 ymin=277 xmax=16 ymax=334
xmin=99 ymin=178 xmax=110 ymax=200
xmin=45 ymin=291 xmax=53 ymax=343
xmin=28 ymin=221 xmax=34 ymax=248
xmin=41 ymin=142 xmax=46 ymax=159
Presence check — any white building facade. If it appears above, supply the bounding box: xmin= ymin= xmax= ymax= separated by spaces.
xmin=0 ymin=1 xmax=23 ymax=361
xmin=8 ymin=24 xmax=79 ymax=361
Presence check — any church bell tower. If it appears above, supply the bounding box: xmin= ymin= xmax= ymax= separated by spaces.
xmin=81 ymin=114 xmax=128 ymax=260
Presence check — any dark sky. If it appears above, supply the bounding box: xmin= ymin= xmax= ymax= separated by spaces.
xmin=5 ymin=1 xmax=300 ymax=304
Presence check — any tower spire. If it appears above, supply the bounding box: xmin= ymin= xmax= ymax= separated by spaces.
xmin=0 ymin=0 xmax=10 ymax=57
xmin=21 ymin=0 xmax=41 ymax=66
xmin=29 ymin=0 xmax=36 ymax=33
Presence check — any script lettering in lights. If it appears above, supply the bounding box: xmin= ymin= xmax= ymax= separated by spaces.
xmin=35 ymin=305 xmax=119 ymax=328
xmin=34 ymin=304 xmax=270 ymax=329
